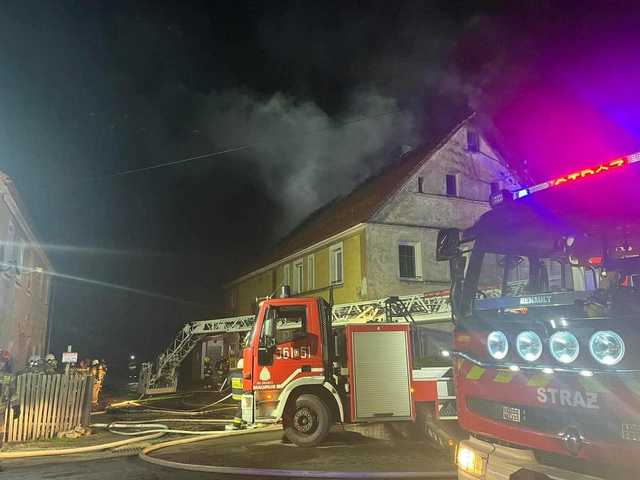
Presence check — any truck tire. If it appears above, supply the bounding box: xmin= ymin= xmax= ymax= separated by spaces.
xmin=283 ymin=394 xmax=331 ymax=447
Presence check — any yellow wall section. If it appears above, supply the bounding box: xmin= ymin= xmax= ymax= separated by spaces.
xmin=227 ymin=230 xmax=365 ymax=315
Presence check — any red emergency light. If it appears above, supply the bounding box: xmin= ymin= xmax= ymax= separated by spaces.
xmin=490 ymin=151 xmax=640 ymax=206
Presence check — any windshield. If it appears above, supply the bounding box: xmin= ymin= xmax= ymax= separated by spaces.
xmin=468 ymin=222 xmax=640 ymax=313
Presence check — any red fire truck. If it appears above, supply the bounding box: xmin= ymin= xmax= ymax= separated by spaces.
xmin=437 ymin=152 xmax=640 ymax=478
xmin=240 ymin=292 xmax=459 ymax=447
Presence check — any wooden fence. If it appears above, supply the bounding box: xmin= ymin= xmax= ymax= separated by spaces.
xmin=4 ymin=373 xmax=93 ymax=443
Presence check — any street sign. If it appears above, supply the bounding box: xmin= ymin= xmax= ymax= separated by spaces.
xmin=62 ymin=352 xmax=78 ymax=363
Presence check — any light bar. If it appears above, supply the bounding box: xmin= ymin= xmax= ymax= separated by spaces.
xmin=491 ymin=151 xmax=640 ymax=206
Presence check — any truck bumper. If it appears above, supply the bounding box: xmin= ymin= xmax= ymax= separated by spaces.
xmin=457 ymin=437 xmax=604 ymax=480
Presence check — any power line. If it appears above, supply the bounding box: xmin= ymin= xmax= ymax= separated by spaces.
xmin=83 ymin=108 xmax=402 ymax=181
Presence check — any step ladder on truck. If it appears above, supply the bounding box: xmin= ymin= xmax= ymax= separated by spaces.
xmin=437 ymin=152 xmax=640 ymax=479
xmin=138 ymin=288 xmax=472 ymax=451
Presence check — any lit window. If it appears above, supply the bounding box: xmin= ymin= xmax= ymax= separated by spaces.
xmin=307 ymin=255 xmax=315 ymax=290
xmin=330 ymin=243 xmax=344 ymax=285
xmin=293 ymin=259 xmax=304 ymax=294
xmin=399 ymin=241 xmax=422 ymax=280
xmin=445 ymin=174 xmax=458 ymax=197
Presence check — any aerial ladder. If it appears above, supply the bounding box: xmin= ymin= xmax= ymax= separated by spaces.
xmin=138 ymin=287 xmax=509 ymax=395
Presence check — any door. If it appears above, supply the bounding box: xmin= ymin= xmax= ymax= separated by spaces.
xmin=253 ymin=301 xmax=323 ymax=418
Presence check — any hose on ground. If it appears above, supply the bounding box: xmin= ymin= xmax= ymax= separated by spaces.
xmin=0 ymin=417 xmax=232 ymax=460
xmin=0 ymin=430 xmax=166 ymax=460
xmin=108 ymin=393 xmax=233 ymax=415
xmin=139 ymin=426 xmax=458 ymax=479
xmin=93 ymin=421 xmax=229 ymax=436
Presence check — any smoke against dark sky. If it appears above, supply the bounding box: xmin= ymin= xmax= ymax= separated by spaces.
xmin=1 ymin=1 xmax=640 ymax=367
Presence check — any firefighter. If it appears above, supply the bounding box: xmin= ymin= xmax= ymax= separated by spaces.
xmin=225 ymin=358 xmax=244 ymax=430
xmin=215 ymin=356 xmax=229 ymax=389
xmin=26 ymin=354 xmax=43 ymax=372
xmin=0 ymin=350 xmax=18 ymax=456
xmin=203 ymin=356 xmax=214 ymax=390
xmin=77 ymin=358 xmax=90 ymax=375
xmin=45 ymin=353 xmax=58 ymax=374
xmin=90 ymin=359 xmax=103 ymax=405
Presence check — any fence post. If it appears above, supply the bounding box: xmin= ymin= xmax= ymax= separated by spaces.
xmin=81 ymin=375 xmax=93 ymax=427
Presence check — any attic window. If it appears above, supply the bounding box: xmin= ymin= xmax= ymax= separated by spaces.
xmin=467 ymin=130 xmax=480 ymax=152
xmin=417 ymin=177 xmax=424 ymax=193
xmin=445 ymin=174 xmax=458 ymax=197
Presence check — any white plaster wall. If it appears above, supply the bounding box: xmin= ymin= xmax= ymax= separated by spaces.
xmin=363 ymin=123 xmax=520 ymax=300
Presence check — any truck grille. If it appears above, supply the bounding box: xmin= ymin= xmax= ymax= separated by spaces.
xmin=467 ymin=397 xmax=627 ymax=442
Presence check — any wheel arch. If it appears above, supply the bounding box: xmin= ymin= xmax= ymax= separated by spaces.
xmin=276 ymin=381 xmax=344 ymax=423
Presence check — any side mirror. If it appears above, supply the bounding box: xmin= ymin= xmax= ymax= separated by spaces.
xmin=258 ymin=337 xmax=276 ymax=365
xmin=436 ymin=228 xmax=461 ymax=260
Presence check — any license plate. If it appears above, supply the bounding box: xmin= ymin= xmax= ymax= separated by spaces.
xmin=502 ymin=406 xmax=521 ymax=423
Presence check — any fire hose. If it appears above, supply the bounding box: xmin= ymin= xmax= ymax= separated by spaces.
xmin=0 ymin=417 xmax=233 ymax=459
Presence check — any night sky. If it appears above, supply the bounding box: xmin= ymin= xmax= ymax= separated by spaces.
xmin=2 ymin=1 xmax=640 ymax=371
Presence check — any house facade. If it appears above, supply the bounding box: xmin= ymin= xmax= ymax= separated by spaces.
xmin=0 ymin=172 xmax=53 ymax=368
xmin=225 ymin=118 xmax=521 ymax=316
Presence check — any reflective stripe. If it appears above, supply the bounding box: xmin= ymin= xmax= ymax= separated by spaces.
xmin=526 ymin=374 xmax=551 ymax=388
xmin=493 ymin=370 xmax=515 ymax=383
xmin=466 ymin=365 xmax=486 ymax=380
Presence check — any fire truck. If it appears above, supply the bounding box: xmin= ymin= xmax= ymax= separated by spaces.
xmin=240 ymin=289 xmax=460 ymax=447
xmin=437 ymin=152 xmax=640 ymax=478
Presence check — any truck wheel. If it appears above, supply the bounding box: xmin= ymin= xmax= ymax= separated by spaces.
xmin=283 ymin=394 xmax=331 ymax=447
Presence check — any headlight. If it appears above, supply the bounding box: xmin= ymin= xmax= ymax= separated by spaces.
xmin=589 ymin=330 xmax=625 ymax=366
xmin=549 ymin=331 xmax=580 ymax=364
xmin=487 ymin=331 xmax=509 ymax=360
xmin=516 ymin=331 xmax=543 ymax=362
xmin=457 ymin=445 xmax=487 ymax=477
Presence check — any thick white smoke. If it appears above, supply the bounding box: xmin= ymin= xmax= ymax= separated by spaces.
xmin=198 ymin=89 xmax=415 ymax=234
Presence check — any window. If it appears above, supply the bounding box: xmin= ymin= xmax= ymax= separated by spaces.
xmin=490 ymin=182 xmax=500 ymax=195
xmin=329 ymin=243 xmax=344 ymax=285
xmin=261 ymin=305 xmax=307 ymax=345
xmin=293 ymin=259 xmax=304 ymax=294
xmin=398 ymin=241 xmax=422 ymax=280
xmin=41 ymin=273 xmax=49 ymax=303
xmin=15 ymin=238 xmax=25 ymax=282
xmin=445 ymin=174 xmax=458 ymax=197
xmin=307 ymin=255 xmax=315 ymax=290
xmin=24 ymin=249 xmax=32 ymax=291
xmin=2 ymin=221 xmax=15 ymax=272
xmin=283 ymin=264 xmax=291 ymax=287
xmin=467 ymin=130 xmax=480 ymax=152
xmin=417 ymin=176 xmax=424 ymax=193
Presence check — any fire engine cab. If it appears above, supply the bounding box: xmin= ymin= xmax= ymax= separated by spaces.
xmin=241 ymin=289 xmax=457 ymax=447
xmin=438 ymin=152 xmax=640 ymax=479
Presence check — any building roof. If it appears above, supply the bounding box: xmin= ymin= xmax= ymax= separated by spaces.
xmin=230 ymin=117 xmax=473 ymax=284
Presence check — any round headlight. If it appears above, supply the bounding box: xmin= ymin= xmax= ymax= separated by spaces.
xmin=589 ymin=330 xmax=625 ymax=366
xmin=516 ymin=331 xmax=543 ymax=362
xmin=549 ymin=331 xmax=580 ymax=364
xmin=487 ymin=331 xmax=509 ymax=360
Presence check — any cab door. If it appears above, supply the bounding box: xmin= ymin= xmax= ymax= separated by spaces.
xmin=253 ymin=300 xmax=324 ymax=419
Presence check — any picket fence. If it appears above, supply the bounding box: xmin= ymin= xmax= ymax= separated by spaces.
xmin=4 ymin=372 xmax=93 ymax=443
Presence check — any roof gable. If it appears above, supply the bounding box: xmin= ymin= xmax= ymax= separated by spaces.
xmin=231 ymin=117 xmax=473 ymax=282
